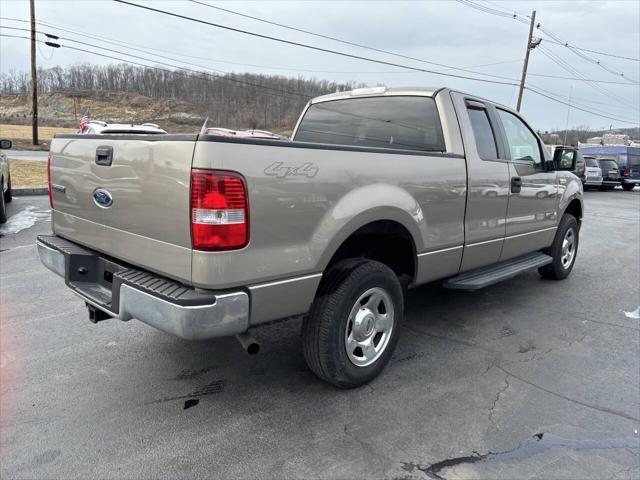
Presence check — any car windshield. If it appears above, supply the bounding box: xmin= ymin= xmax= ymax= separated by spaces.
xmin=585 ymin=157 xmax=599 ymax=167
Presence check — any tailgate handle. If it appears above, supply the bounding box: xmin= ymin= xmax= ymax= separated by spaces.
xmin=95 ymin=146 xmax=113 ymax=166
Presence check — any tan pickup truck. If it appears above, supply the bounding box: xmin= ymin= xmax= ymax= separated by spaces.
xmin=38 ymin=87 xmax=583 ymax=387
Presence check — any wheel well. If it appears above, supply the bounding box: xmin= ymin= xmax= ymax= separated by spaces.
xmin=326 ymin=220 xmax=416 ymax=282
xmin=564 ymin=199 xmax=582 ymax=225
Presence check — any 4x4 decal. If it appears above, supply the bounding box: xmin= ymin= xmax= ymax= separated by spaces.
xmin=264 ymin=162 xmax=318 ymax=178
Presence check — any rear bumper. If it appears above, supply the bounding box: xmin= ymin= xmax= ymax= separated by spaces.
xmin=584 ymin=176 xmax=603 ymax=186
xmin=621 ymin=178 xmax=640 ymax=185
xmin=601 ymin=180 xmax=621 ymax=187
xmin=36 ymin=235 xmax=249 ymax=340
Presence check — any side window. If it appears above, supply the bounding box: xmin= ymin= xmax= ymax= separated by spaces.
xmin=294 ymin=96 xmax=445 ymax=152
xmin=497 ymin=109 xmax=542 ymax=169
xmin=466 ymin=103 xmax=498 ymax=159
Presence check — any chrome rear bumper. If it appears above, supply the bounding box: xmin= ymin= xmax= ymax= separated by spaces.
xmin=37 ymin=235 xmax=249 ymax=340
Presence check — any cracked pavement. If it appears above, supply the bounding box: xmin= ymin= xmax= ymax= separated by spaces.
xmin=1 ymin=190 xmax=639 ymax=479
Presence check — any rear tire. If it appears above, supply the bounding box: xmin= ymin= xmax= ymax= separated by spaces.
xmin=4 ymin=175 xmax=11 ymax=203
xmin=538 ymin=214 xmax=579 ymax=280
xmin=302 ymin=259 xmax=403 ymax=388
xmin=622 ymin=183 xmax=635 ymax=191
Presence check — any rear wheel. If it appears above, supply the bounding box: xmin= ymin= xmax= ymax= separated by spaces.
xmin=302 ymin=259 xmax=403 ymax=388
xmin=622 ymin=183 xmax=635 ymax=191
xmin=538 ymin=214 xmax=579 ymax=280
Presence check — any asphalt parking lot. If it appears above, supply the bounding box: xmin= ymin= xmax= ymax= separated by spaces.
xmin=1 ymin=191 xmax=639 ymax=480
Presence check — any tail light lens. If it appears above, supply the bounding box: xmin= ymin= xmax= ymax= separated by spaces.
xmin=190 ymin=169 xmax=248 ymax=251
xmin=47 ymin=154 xmax=53 ymax=208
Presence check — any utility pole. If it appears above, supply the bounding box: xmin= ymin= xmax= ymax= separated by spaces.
xmin=30 ymin=0 xmax=39 ymax=145
xmin=516 ymin=10 xmax=537 ymax=112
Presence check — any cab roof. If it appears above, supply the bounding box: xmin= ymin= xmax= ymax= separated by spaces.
xmin=310 ymin=86 xmax=442 ymax=104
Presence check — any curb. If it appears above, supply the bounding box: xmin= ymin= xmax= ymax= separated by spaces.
xmin=12 ymin=188 xmax=48 ymax=196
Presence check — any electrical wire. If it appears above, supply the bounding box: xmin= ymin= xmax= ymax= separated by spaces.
xmin=541 ymin=38 xmax=639 ymax=62
xmin=0 ymin=17 xmax=522 ymax=77
xmin=538 ymin=45 xmax=634 ymax=109
xmin=188 ymin=0 xmax=525 ymax=80
xmin=112 ymin=0 xmax=520 ymax=87
xmin=536 ymin=25 xmax=638 ymax=83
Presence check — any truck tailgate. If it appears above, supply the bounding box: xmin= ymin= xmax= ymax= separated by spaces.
xmin=49 ymin=134 xmax=196 ymax=284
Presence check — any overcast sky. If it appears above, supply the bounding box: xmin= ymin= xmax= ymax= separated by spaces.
xmin=1 ymin=0 xmax=639 ymax=131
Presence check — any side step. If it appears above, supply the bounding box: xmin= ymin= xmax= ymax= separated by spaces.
xmin=443 ymin=252 xmax=553 ymax=290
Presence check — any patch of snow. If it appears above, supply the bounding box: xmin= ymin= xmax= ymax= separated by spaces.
xmin=622 ymin=307 xmax=640 ymax=319
xmin=0 ymin=206 xmax=50 ymax=235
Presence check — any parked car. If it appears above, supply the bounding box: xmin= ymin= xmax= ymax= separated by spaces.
xmin=597 ymin=158 xmax=621 ymax=190
xmin=81 ymin=121 xmax=167 ymax=134
xmin=38 ymin=86 xmax=583 ymax=388
xmin=0 ymin=139 xmax=13 ymax=224
xmin=619 ymin=161 xmax=640 ymax=191
xmin=204 ymin=128 xmax=282 ymax=139
xmin=583 ymin=156 xmax=603 ymax=189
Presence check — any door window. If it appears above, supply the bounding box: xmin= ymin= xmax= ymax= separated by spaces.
xmin=467 ymin=105 xmax=498 ymax=160
xmin=497 ymin=109 xmax=542 ymax=169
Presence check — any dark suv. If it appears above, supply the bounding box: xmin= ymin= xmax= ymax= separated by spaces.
xmin=597 ymin=159 xmax=621 ymax=191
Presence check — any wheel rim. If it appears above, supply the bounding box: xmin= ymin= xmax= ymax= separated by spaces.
xmin=344 ymin=287 xmax=394 ymax=367
xmin=561 ymin=227 xmax=576 ymax=269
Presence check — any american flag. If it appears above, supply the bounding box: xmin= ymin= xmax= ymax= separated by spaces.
xmin=79 ymin=109 xmax=90 ymax=131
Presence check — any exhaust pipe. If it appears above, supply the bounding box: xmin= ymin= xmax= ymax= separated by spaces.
xmin=236 ymin=331 xmax=260 ymax=355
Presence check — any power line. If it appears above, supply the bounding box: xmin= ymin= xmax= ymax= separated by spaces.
xmin=536 ymin=25 xmax=638 ymax=83
xmin=456 ymin=0 xmax=639 ymax=64
xmin=112 ymin=0 xmax=520 ymax=87
xmin=538 ymin=45 xmax=633 ymax=109
xmin=0 ymin=30 xmax=314 ymax=99
xmin=0 ymin=17 xmax=521 ymax=77
xmin=454 ymin=0 xmax=639 ymax=83
xmin=188 ymin=0 xmax=524 ymax=81
xmin=541 ymin=38 xmax=639 ymax=62
xmin=6 ymin=22 xmax=635 ymax=119
xmin=526 ymin=85 xmax=639 ymax=125
xmin=6 ymin=32 xmax=637 ymax=126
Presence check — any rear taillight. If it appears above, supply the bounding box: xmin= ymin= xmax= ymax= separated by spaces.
xmin=47 ymin=154 xmax=53 ymax=208
xmin=190 ymin=169 xmax=248 ymax=251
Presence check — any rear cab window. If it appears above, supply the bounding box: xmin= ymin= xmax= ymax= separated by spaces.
xmin=294 ymin=95 xmax=446 ymax=152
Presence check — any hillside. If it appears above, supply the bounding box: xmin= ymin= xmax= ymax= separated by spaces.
xmin=0 ymin=64 xmax=358 ymax=138
xmin=1 ymin=91 xmax=208 ymax=133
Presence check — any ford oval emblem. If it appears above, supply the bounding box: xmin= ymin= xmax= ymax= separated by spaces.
xmin=93 ymin=188 xmax=113 ymax=208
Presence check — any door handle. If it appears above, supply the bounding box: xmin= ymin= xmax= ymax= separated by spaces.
xmin=511 ymin=177 xmax=522 ymax=193
xmin=95 ymin=146 xmax=113 ymax=166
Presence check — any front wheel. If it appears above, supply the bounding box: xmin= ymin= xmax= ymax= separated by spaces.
xmin=538 ymin=214 xmax=579 ymax=280
xmin=302 ymin=259 xmax=403 ymax=388
xmin=622 ymin=183 xmax=635 ymax=191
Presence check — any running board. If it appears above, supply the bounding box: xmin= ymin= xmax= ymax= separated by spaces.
xmin=443 ymin=252 xmax=553 ymax=290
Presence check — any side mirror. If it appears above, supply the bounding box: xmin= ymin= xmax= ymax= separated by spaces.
xmin=553 ymin=148 xmax=576 ymax=171
xmin=0 ymin=139 xmax=12 ymax=150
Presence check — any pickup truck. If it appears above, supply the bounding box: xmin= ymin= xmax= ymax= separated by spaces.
xmin=37 ymin=87 xmax=583 ymax=388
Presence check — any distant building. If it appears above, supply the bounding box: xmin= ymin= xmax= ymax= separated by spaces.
xmin=579 ymin=145 xmax=640 ymax=168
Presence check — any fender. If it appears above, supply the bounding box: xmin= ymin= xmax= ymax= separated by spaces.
xmin=557 ymin=173 xmax=584 ymax=222
xmin=310 ymin=183 xmax=426 ymax=271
